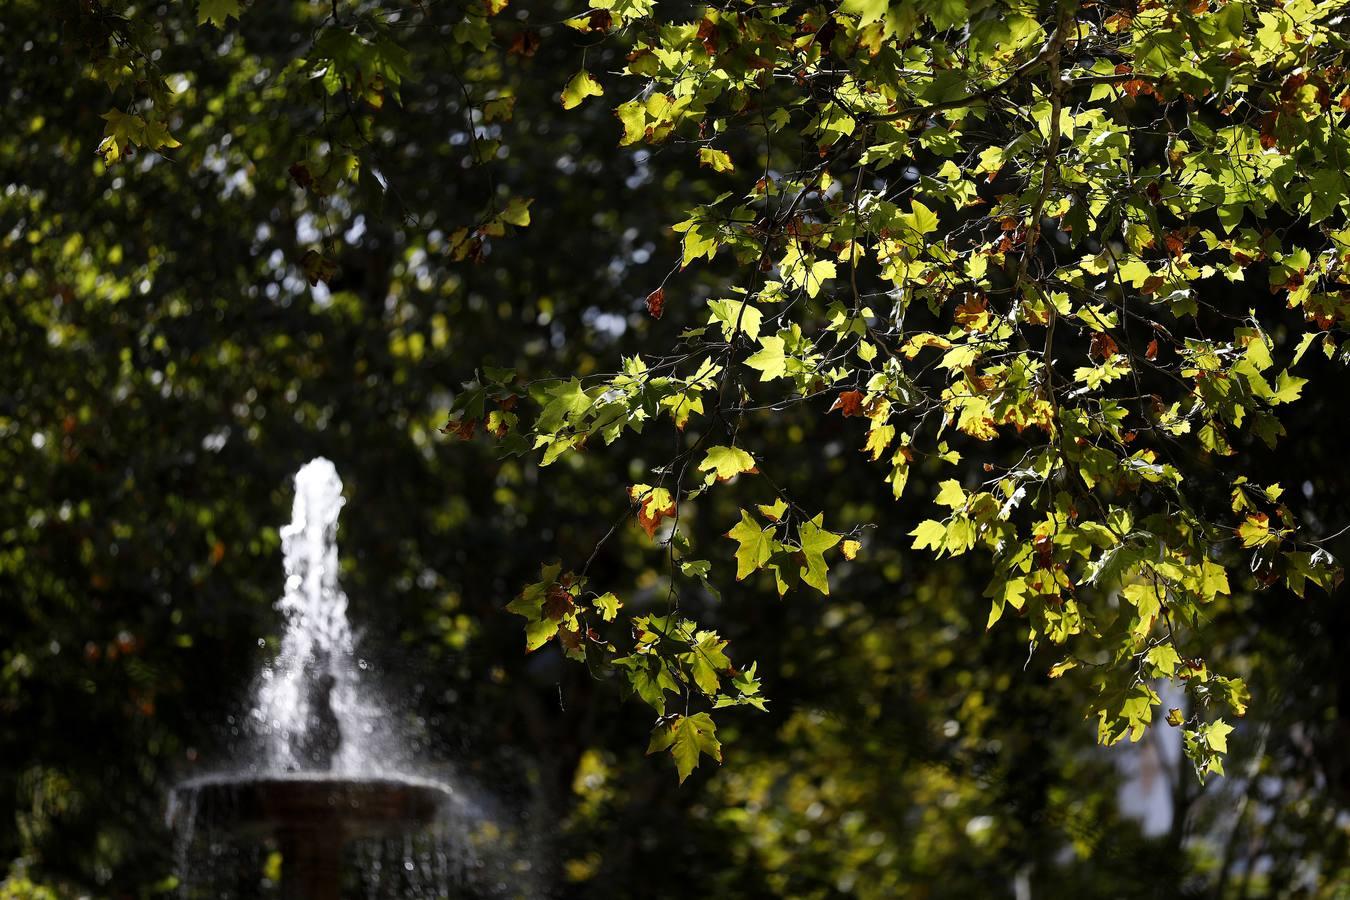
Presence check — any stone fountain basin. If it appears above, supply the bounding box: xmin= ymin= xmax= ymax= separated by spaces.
xmin=171 ymin=773 xmax=454 ymax=841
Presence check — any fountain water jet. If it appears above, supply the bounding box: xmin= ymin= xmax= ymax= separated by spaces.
xmin=168 ymin=459 xmax=468 ymax=899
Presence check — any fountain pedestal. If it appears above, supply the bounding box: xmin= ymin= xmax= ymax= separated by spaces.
xmin=172 ymin=774 xmax=454 ymax=899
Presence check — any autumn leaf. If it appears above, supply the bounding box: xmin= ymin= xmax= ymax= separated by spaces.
xmin=646 ymin=288 xmax=666 ymax=319
xmin=830 ymin=390 xmax=865 ymax=417
xmin=1089 ymin=332 xmax=1119 ymax=361
xmin=542 ymin=583 xmax=574 ymax=621
xmin=953 ymin=295 xmax=990 ymax=331
xmin=507 ymin=30 xmax=541 ymax=56
xmin=629 ymin=484 xmax=676 ymax=538
xmin=1238 ymin=513 xmax=1273 ymax=548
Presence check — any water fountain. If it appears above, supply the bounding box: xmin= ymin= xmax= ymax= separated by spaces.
xmin=168 ymin=459 xmax=479 ymax=898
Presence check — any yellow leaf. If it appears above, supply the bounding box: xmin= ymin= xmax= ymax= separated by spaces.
xmin=562 ymin=70 xmax=603 ymax=110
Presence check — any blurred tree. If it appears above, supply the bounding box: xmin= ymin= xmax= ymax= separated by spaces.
xmin=2 ymin=0 xmax=1349 ymax=898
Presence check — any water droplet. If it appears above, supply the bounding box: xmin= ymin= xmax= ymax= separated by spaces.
xmin=404 ymin=859 xmax=415 ymax=872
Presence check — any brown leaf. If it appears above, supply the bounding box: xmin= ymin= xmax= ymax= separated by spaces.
xmin=1145 ymin=338 xmax=1159 ymax=360
xmin=954 ymin=294 xmax=990 ymax=330
xmin=288 ymin=162 xmax=314 ymax=190
xmin=1034 ymin=534 xmax=1054 ymax=570
xmin=1123 ymin=78 xmax=1153 ymax=98
xmin=557 ymin=626 xmax=585 ymax=659
xmin=440 ymin=417 xmax=477 ymax=440
xmin=1089 ymin=332 xmax=1119 ymax=361
xmin=543 ymin=584 xmax=575 ymax=621
xmin=1163 ymin=230 xmax=1187 ymax=258
xmin=697 ymin=17 xmax=718 ymax=55
xmin=629 ymin=486 xmax=676 ymax=539
xmin=830 ymin=390 xmax=865 ymax=417
xmin=646 ymin=288 xmax=665 ymax=319
xmin=507 ymin=30 xmax=541 ymax=57
xmin=300 ymin=249 xmax=338 ymax=287
xmin=587 ymin=9 xmax=613 ymax=32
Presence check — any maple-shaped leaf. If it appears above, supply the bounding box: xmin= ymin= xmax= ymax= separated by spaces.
xmin=616 ymin=654 xmax=678 ymax=715
xmin=727 ymin=510 xmax=774 ymax=580
xmin=910 ymin=519 xmax=946 ymax=552
xmin=698 ymin=147 xmax=734 ymax=173
xmin=830 ymin=390 xmax=865 ymax=417
xmin=1237 ymin=513 xmax=1273 ymax=547
xmin=934 ymin=479 xmax=966 ymax=509
xmin=797 ymin=515 xmax=841 ymax=595
xmin=629 ymin=484 xmax=676 ymax=538
xmin=524 ymin=618 xmax=560 ymax=653
xmin=542 ymin=583 xmax=574 ymax=621
xmin=300 ymin=250 xmax=338 ymax=287
xmin=744 ymin=336 xmax=787 ymax=381
xmin=699 ymin=445 xmax=757 ymax=481
xmin=592 ymin=592 xmax=622 ymax=622
xmin=682 ymin=630 xmax=731 ymax=696
xmin=96 ymin=109 xmax=148 ymax=164
xmin=953 ymin=295 xmax=990 ymax=331
xmin=1089 ymin=332 xmax=1119 ymax=361
xmin=647 ymin=713 xmax=721 ymax=783
xmin=1270 ymin=370 xmax=1307 ymax=404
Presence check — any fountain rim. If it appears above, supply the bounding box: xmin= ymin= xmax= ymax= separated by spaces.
xmin=171 ymin=770 xmax=456 ymax=794
xmin=167 ymin=770 xmax=459 ymax=840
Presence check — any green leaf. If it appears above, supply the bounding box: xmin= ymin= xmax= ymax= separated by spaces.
xmin=562 ymin=70 xmax=603 ymax=110
xmin=500 ymin=197 xmax=533 ymax=227
xmin=683 ymin=630 xmax=731 ymax=696
xmin=698 ymin=147 xmax=734 ymax=173
xmin=727 ymin=510 xmax=774 ymax=580
xmin=524 ymin=617 xmax=560 ymax=652
xmin=797 ymin=515 xmax=842 ymax=595
xmin=707 ymin=298 xmax=762 ymax=340
xmin=744 ymin=336 xmax=787 ymax=381
xmin=593 ymin=592 xmax=621 ymax=622
xmin=934 ymin=479 xmax=966 ymax=509
xmin=910 ymin=519 xmax=946 ymax=552
xmin=1269 ymin=369 xmax=1307 ymax=404
xmin=1205 ymin=719 xmax=1234 ymax=754
xmin=647 ymin=713 xmax=722 ymax=783
xmin=1145 ymin=644 xmax=1182 ymax=677
xmin=699 ymin=445 xmax=757 ymax=482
